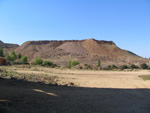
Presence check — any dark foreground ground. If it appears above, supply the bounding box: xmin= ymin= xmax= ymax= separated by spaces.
xmin=0 ymin=78 xmax=150 ymax=113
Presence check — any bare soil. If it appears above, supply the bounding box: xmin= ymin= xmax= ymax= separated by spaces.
xmin=12 ymin=39 xmax=149 ymax=66
xmin=0 ymin=66 xmax=150 ymax=113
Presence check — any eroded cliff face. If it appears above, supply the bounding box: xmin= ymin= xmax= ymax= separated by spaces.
xmin=11 ymin=39 xmax=147 ymax=66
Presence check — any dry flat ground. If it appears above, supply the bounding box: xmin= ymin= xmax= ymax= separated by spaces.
xmin=0 ymin=66 xmax=150 ymax=113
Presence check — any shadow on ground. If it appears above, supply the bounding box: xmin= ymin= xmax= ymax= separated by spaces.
xmin=0 ymin=77 xmax=150 ymax=113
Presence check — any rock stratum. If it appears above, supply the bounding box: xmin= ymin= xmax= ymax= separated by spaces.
xmin=11 ymin=39 xmax=148 ymax=66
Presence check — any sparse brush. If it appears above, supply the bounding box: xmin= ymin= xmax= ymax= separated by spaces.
xmin=139 ymin=75 xmax=150 ymax=80
xmin=119 ymin=65 xmax=128 ymax=70
xmin=140 ymin=63 xmax=148 ymax=69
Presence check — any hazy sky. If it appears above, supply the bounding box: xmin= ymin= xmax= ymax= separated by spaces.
xmin=0 ymin=0 xmax=150 ymax=58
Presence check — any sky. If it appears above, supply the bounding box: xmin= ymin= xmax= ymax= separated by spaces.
xmin=0 ymin=0 xmax=150 ymax=58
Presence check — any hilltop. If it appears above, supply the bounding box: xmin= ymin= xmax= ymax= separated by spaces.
xmin=10 ymin=39 xmax=148 ymax=66
xmin=0 ymin=40 xmax=19 ymax=54
xmin=0 ymin=40 xmax=19 ymax=48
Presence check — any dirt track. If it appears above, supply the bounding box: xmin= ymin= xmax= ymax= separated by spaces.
xmin=0 ymin=67 xmax=150 ymax=113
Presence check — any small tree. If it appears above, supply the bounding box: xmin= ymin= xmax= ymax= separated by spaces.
xmin=18 ymin=53 xmax=22 ymax=59
xmin=33 ymin=58 xmax=43 ymax=65
xmin=0 ymin=48 xmax=3 ymax=57
xmin=5 ymin=53 xmax=12 ymax=61
xmin=21 ymin=56 xmax=28 ymax=64
xmin=11 ymin=51 xmax=17 ymax=61
xmin=140 ymin=63 xmax=148 ymax=69
xmin=97 ymin=59 xmax=101 ymax=67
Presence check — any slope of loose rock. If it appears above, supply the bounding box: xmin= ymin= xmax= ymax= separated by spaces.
xmin=12 ymin=39 xmax=148 ymax=66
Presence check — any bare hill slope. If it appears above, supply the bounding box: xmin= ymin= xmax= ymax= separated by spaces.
xmin=14 ymin=39 xmax=148 ymax=66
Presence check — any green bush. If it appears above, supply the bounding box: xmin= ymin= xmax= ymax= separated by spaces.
xmin=18 ymin=53 xmax=22 ymax=59
xmin=71 ymin=61 xmax=80 ymax=67
xmin=33 ymin=58 xmax=43 ymax=65
xmin=5 ymin=53 xmax=12 ymax=61
xmin=97 ymin=59 xmax=101 ymax=67
xmin=66 ymin=60 xmax=80 ymax=68
xmin=67 ymin=59 xmax=72 ymax=68
xmin=130 ymin=64 xmax=139 ymax=69
xmin=140 ymin=63 xmax=148 ymax=69
xmin=21 ymin=56 xmax=28 ymax=64
xmin=119 ymin=65 xmax=128 ymax=70
xmin=111 ymin=64 xmax=118 ymax=69
xmin=32 ymin=58 xmax=56 ymax=67
xmin=42 ymin=60 xmax=53 ymax=66
xmin=11 ymin=51 xmax=17 ymax=61
xmin=104 ymin=65 xmax=118 ymax=70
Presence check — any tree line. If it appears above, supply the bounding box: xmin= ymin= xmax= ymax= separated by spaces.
xmin=0 ymin=48 xmax=27 ymax=64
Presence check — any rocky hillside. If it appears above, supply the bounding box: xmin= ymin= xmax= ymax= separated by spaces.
xmin=0 ymin=40 xmax=19 ymax=48
xmin=0 ymin=40 xmax=19 ymax=54
xmin=13 ymin=39 xmax=148 ymax=66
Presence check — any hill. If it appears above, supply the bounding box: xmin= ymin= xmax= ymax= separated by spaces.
xmin=13 ymin=39 xmax=148 ymax=66
xmin=0 ymin=40 xmax=19 ymax=54
xmin=0 ymin=40 xmax=19 ymax=48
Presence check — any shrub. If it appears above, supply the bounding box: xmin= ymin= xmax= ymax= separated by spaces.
xmin=106 ymin=65 xmax=111 ymax=70
xmin=0 ymin=48 xmax=3 ymax=57
xmin=130 ymin=64 xmax=139 ymax=69
xmin=42 ymin=60 xmax=53 ymax=66
xmin=104 ymin=65 xmax=118 ymax=70
xmin=97 ymin=59 xmax=101 ymax=67
xmin=33 ymin=58 xmax=43 ymax=65
xmin=12 ymin=61 xmax=22 ymax=65
xmin=11 ymin=51 xmax=17 ymax=61
xmin=66 ymin=60 xmax=80 ymax=68
xmin=51 ymin=64 xmax=57 ymax=68
xmin=111 ymin=64 xmax=118 ymax=69
xmin=67 ymin=59 xmax=72 ymax=68
xmin=5 ymin=51 xmax=18 ymax=61
xmin=5 ymin=54 xmax=12 ymax=61
xmin=21 ymin=56 xmax=28 ymax=64
xmin=140 ymin=63 xmax=148 ymax=69
xmin=119 ymin=65 xmax=128 ymax=70
xmin=18 ymin=53 xmax=22 ymax=59
xmin=71 ymin=61 xmax=80 ymax=67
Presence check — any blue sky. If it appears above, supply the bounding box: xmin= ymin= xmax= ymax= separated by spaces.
xmin=0 ymin=0 xmax=150 ymax=58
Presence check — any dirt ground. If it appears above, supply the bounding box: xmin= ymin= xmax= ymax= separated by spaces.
xmin=0 ymin=66 xmax=150 ymax=113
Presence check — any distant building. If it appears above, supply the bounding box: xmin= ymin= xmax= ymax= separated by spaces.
xmin=0 ymin=58 xmax=6 ymax=65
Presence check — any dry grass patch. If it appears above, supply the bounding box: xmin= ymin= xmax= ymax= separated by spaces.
xmin=139 ymin=75 xmax=150 ymax=80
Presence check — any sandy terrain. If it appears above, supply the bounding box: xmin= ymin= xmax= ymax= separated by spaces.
xmin=13 ymin=67 xmax=150 ymax=89
xmin=0 ymin=66 xmax=150 ymax=113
